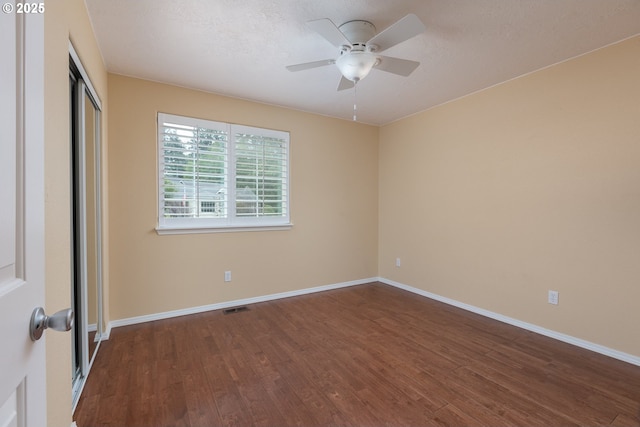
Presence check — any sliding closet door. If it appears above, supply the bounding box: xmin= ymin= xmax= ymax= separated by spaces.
xmin=70 ymin=53 xmax=103 ymax=408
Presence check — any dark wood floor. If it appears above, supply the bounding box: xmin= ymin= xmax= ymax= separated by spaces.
xmin=74 ymin=282 xmax=640 ymax=427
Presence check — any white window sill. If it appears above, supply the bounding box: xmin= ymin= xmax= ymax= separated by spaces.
xmin=155 ymin=223 xmax=293 ymax=235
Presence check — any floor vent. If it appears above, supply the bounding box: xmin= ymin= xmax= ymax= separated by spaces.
xmin=223 ymin=306 xmax=249 ymax=315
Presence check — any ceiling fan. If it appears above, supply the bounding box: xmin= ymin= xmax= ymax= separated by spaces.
xmin=286 ymin=14 xmax=426 ymax=91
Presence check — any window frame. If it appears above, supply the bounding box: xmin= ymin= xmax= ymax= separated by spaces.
xmin=156 ymin=113 xmax=291 ymax=234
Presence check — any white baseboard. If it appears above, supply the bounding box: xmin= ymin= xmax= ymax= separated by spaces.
xmin=107 ymin=277 xmax=377 ymax=331
xmin=379 ymin=277 xmax=640 ymax=367
xmin=102 ymin=323 xmax=111 ymax=341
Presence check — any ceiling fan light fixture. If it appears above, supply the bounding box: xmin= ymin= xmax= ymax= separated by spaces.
xmin=336 ymin=51 xmax=378 ymax=82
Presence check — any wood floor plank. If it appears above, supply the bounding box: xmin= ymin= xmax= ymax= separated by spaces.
xmin=274 ymin=358 xmax=350 ymax=426
xmin=432 ymin=403 xmax=493 ymax=427
xmin=477 ymin=347 xmax=635 ymax=423
xmin=74 ymin=282 xmax=640 ymax=426
xmin=613 ymin=413 xmax=640 ymax=427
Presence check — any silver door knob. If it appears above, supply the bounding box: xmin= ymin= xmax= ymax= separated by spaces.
xmin=29 ymin=307 xmax=74 ymax=341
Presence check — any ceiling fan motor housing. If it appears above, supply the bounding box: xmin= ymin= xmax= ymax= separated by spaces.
xmin=338 ymin=20 xmax=376 ymax=47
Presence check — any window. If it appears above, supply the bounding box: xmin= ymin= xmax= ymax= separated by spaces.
xmin=157 ymin=113 xmax=290 ymax=233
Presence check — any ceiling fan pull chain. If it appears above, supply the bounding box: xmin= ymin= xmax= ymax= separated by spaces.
xmin=353 ymin=81 xmax=357 ymax=121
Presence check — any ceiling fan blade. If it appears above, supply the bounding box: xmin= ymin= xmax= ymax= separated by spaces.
xmin=374 ymin=56 xmax=420 ymax=76
xmin=366 ymin=14 xmax=425 ymax=52
xmin=337 ymin=76 xmax=355 ymax=91
xmin=286 ymin=59 xmax=335 ymax=72
xmin=306 ymin=18 xmax=352 ymax=47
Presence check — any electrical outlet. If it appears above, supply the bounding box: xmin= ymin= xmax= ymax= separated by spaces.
xmin=548 ymin=290 xmax=559 ymax=305
xmin=395 ymin=258 xmax=401 ymax=267
xmin=224 ymin=271 xmax=232 ymax=282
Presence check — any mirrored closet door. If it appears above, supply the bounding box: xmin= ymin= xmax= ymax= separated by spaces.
xmin=70 ymin=49 xmax=104 ymax=408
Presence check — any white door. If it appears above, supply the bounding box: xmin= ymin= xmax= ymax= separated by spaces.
xmin=0 ymin=5 xmax=47 ymax=427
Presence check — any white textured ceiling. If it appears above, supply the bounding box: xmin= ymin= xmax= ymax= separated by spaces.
xmin=85 ymin=0 xmax=640 ymax=125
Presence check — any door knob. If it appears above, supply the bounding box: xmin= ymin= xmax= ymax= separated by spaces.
xmin=29 ymin=307 xmax=74 ymax=341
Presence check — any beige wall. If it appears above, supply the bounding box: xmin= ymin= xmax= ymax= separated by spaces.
xmin=44 ymin=0 xmax=108 ymax=425
xmin=379 ymin=36 xmax=640 ymax=357
xmin=107 ymin=74 xmax=379 ymax=320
